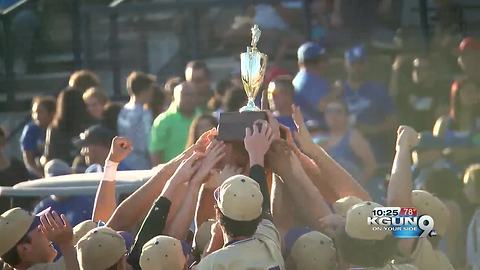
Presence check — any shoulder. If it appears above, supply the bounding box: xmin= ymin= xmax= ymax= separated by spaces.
xmin=27 ymin=257 xmax=65 ymax=270
xmin=255 ymin=219 xmax=281 ymax=244
xmin=153 ymin=110 xmax=176 ymax=126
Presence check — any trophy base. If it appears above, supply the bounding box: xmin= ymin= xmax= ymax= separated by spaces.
xmin=217 ymin=111 xmax=268 ymax=141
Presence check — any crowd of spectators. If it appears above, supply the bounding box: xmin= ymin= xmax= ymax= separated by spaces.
xmin=0 ymin=0 xmax=480 ymax=269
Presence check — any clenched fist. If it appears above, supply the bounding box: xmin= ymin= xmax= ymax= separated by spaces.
xmin=396 ymin=126 xmax=420 ymax=151
xmin=107 ymin=136 xmax=133 ymax=163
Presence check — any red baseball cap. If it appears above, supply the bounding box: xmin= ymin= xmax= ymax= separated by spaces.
xmin=459 ymin=37 xmax=480 ymax=53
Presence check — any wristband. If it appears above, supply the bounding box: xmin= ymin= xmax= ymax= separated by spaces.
xmin=102 ymin=160 xmax=119 ymax=182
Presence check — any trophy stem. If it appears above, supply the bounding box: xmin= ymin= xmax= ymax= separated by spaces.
xmin=239 ymin=98 xmax=259 ymax=112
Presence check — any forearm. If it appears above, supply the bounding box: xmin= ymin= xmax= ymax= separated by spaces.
xmin=249 ymin=164 xmax=271 ymax=218
xmin=271 ymin=175 xmax=293 ymax=239
xmin=306 ymin=146 xmax=370 ymax=201
xmin=107 ymin=170 xmax=170 ymax=231
xmin=282 ymin=168 xmax=332 ymax=227
xmin=92 ymin=161 xmax=118 ymax=222
xmin=128 ymin=197 xmax=171 ymax=269
xmin=58 ymin=244 xmax=79 ymax=270
xmin=195 ymin=185 xmax=216 ymax=228
xmin=387 ymin=147 xmax=413 ymax=207
xmin=166 ymin=182 xmax=202 ymax=239
xmin=23 ymin=152 xmax=43 ymax=176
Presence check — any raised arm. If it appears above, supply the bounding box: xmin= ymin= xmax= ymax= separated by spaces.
xmin=92 ymin=137 xmax=132 ymax=222
xmin=267 ymin=141 xmax=332 ymax=230
xmin=166 ymin=141 xmax=225 ymax=240
xmin=107 ymin=147 xmax=194 ymax=231
xmin=244 ymin=120 xmax=274 ymax=219
xmin=40 ymin=211 xmax=79 ymax=270
xmin=387 ymin=126 xmax=419 ymax=208
xmin=127 ymin=152 xmax=204 ymax=269
xmin=292 ymin=106 xmax=371 ymax=201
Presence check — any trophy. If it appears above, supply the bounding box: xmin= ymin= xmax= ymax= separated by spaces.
xmin=240 ymin=25 xmax=268 ymax=111
xmin=218 ymin=24 xmax=269 ymax=141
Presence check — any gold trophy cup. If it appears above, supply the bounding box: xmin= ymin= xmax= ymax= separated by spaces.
xmin=240 ymin=24 xmax=268 ymax=112
xmin=217 ymin=24 xmax=269 ymax=141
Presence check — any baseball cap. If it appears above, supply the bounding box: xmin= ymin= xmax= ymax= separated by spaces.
xmin=345 ymin=201 xmax=390 ymax=240
xmin=214 ymin=174 xmax=263 ymax=221
xmin=44 ymin=159 xmax=72 ymax=177
xmin=333 ymin=196 xmax=363 ymax=217
xmin=459 ymin=37 xmax=480 ymax=53
xmin=287 ymin=230 xmax=337 ymax=270
xmin=72 ymin=220 xmax=97 ymax=245
xmin=345 ymin=45 xmax=367 ymax=64
xmin=73 ymin=125 xmax=116 ymax=148
xmin=76 ymin=227 xmax=127 ymax=270
xmin=0 ymin=207 xmax=51 ymax=257
xmin=411 ymin=190 xmax=449 ymax=236
xmin=464 ymin=164 xmax=480 ymax=204
xmin=194 ymin=220 xmax=215 ymax=253
xmin=297 ymin=42 xmax=326 ymax=62
xmin=140 ymin=236 xmax=187 ymax=270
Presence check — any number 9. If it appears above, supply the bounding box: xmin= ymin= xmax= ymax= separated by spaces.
xmin=418 ymin=215 xmax=435 ymax=237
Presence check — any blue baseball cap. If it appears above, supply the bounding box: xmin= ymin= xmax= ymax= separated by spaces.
xmin=345 ymin=45 xmax=367 ymax=64
xmin=297 ymin=42 xmax=326 ymax=62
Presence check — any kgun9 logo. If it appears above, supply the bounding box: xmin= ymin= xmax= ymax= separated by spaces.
xmin=368 ymin=207 xmax=437 ymax=238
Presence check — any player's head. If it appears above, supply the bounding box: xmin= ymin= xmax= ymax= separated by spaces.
xmin=214 ymin=175 xmax=263 ymax=238
xmin=76 ymin=227 xmax=128 ymax=270
xmin=0 ymin=208 xmax=57 ymax=269
xmin=284 ymin=228 xmax=337 ymax=270
xmin=140 ymin=235 xmax=190 ymax=270
xmin=297 ymin=42 xmax=328 ymax=71
xmin=335 ymin=201 xmax=397 ymax=268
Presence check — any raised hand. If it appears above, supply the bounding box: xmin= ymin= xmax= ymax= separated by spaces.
xmin=191 ymin=140 xmax=226 ymax=185
xmin=169 ymin=151 xmax=204 ymax=185
xmin=194 ymin=128 xmax=218 ymax=153
xmin=396 ymin=126 xmax=420 ymax=151
xmin=292 ymin=105 xmax=315 ymax=153
xmin=266 ymin=139 xmax=293 ymax=177
xmin=266 ymin=111 xmax=281 ymax=140
xmin=107 ymin=136 xmax=133 ymax=163
xmin=244 ymin=120 xmax=274 ymax=167
xmin=39 ymin=211 xmax=73 ymax=248
xmin=318 ymin=214 xmax=346 ymax=238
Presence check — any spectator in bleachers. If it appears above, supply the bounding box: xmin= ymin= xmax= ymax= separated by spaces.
xmin=75 ymin=125 xmax=129 ymax=172
xmin=150 ymin=82 xmax=197 ymax=165
xmin=434 ymin=79 xmax=480 ymax=169
xmin=221 ymin=86 xmax=247 ymax=113
xmin=147 ymin=84 xmax=166 ymax=119
xmin=292 ymin=42 xmax=330 ymax=125
xmin=43 ymin=87 xmax=92 ymax=165
xmin=101 ymin=102 xmax=123 ymax=134
xmin=0 ymin=126 xmax=30 ymax=211
xmin=337 ymin=45 xmax=396 ymax=162
xmin=457 ymin=37 xmax=480 ymax=85
xmin=117 ymin=71 xmax=156 ymax=170
xmin=208 ymin=77 xmax=232 ymax=112
xmin=267 ymin=75 xmax=296 ymax=131
xmin=186 ymin=114 xmax=218 ymax=149
xmin=163 ymin=76 xmax=182 ymax=111
xmin=318 ymin=100 xmax=377 ymax=184
xmin=185 ymin=61 xmax=212 ymax=112
xmin=393 ymin=57 xmax=450 ymax=132
xmin=20 ymin=96 xmax=56 ymax=178
xmin=68 ymin=69 xmax=101 ymax=93
xmin=82 ymin=87 xmax=109 ymax=122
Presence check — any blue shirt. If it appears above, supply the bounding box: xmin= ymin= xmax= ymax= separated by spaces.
xmin=342 ymin=80 xmax=395 ymax=126
xmin=33 ymin=196 xmax=95 ymax=226
xmin=292 ymin=70 xmax=329 ymax=124
xmin=117 ymin=103 xmax=153 ymax=170
xmin=20 ymin=122 xmax=45 ymax=157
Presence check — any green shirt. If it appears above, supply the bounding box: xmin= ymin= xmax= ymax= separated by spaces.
xmin=149 ymin=108 xmax=194 ymax=162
